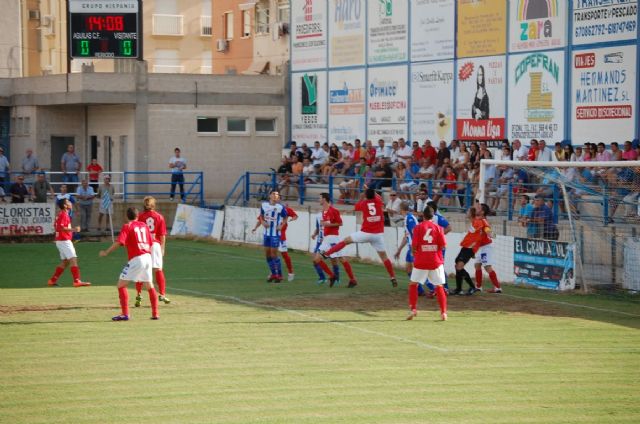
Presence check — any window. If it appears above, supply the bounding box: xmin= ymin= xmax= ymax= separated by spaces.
xmin=278 ymin=0 xmax=290 ymax=23
xmin=255 ymin=2 xmax=270 ymax=34
xmin=197 ymin=117 xmax=219 ymax=134
xmin=255 ymin=118 xmax=276 ymax=134
xmin=224 ymin=12 xmax=234 ymax=39
xmin=227 ymin=118 xmax=247 ymax=133
xmin=242 ymin=10 xmax=251 ymax=37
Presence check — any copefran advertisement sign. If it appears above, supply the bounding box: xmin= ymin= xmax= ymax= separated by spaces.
xmin=410 ymin=0 xmax=455 ymax=61
xmin=328 ymin=69 xmax=366 ymax=143
xmin=509 ymin=0 xmax=567 ymax=52
xmin=292 ymin=71 xmax=328 ymax=143
xmin=329 ymin=0 xmax=365 ymax=67
xmin=572 ymin=0 xmax=638 ymax=45
xmin=0 ymin=204 xmax=55 ymax=236
xmin=456 ymin=56 xmax=506 ymax=141
xmin=457 ymin=0 xmax=507 ymax=57
xmin=508 ymin=51 xmax=565 ymax=143
xmin=367 ymin=65 xmax=408 ymax=141
xmin=367 ymin=0 xmax=408 ymax=64
xmin=571 ymin=45 xmax=636 ymax=144
xmin=291 ymin=0 xmax=328 ymax=71
xmin=514 ymin=237 xmax=576 ymax=291
xmin=410 ymin=61 xmax=455 ymax=142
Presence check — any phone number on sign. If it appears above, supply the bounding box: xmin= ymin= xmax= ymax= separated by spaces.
xmin=575 ymin=20 xmax=637 ymax=37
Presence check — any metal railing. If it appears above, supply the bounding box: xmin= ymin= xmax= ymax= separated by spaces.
xmin=152 ymin=14 xmax=184 ymax=36
xmin=2 ymin=171 xmax=125 ymax=196
xmin=200 ymin=16 xmax=212 ymax=36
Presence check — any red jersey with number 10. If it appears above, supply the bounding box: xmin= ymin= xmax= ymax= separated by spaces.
xmin=55 ymin=211 xmax=72 ymax=241
xmin=117 ymin=221 xmax=152 ymax=260
xmin=138 ymin=210 xmax=167 ymax=244
xmin=355 ymin=195 xmax=384 ymax=233
xmin=321 ymin=205 xmax=342 ymax=236
xmin=412 ymin=220 xmax=446 ymax=270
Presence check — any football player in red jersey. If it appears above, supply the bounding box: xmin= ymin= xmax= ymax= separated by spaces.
xmin=472 ymin=202 xmax=501 ymax=293
xmin=278 ymin=204 xmax=298 ymax=281
xmin=100 ymin=207 xmax=159 ymax=321
xmin=134 ymin=196 xmax=170 ymax=307
xmin=406 ymin=206 xmax=448 ymax=321
xmin=322 ymin=188 xmax=397 ymax=287
xmin=47 ymin=198 xmax=91 ymax=287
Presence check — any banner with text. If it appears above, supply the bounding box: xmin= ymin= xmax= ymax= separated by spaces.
xmin=509 ymin=0 xmax=567 ymax=52
xmin=291 ymin=0 xmax=328 ymax=71
xmin=571 ymin=45 xmax=636 ymax=144
xmin=367 ymin=0 xmax=408 ymax=64
xmin=328 ymin=68 xmax=366 ymax=143
xmin=456 ymin=56 xmax=506 ymax=140
xmin=410 ymin=0 xmax=455 ymax=61
xmin=514 ymin=237 xmax=576 ymax=291
xmin=508 ymin=51 xmax=565 ymax=143
xmin=572 ymin=0 xmax=638 ymax=45
xmin=329 ymin=0 xmax=365 ymax=67
xmin=292 ymin=71 xmax=328 ymax=143
xmin=367 ymin=65 xmax=408 ymax=141
xmin=410 ymin=61 xmax=455 ymax=142
xmin=457 ymin=0 xmax=507 ymax=57
xmin=170 ymin=204 xmax=218 ymax=238
xmin=0 ymin=204 xmax=55 ymax=236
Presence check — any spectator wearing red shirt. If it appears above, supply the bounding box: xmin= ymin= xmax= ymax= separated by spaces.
xmin=86 ymin=158 xmax=103 ymax=192
xmin=527 ymin=139 xmax=539 ymax=161
xmin=364 ymin=140 xmax=377 ymax=166
xmin=421 ymin=140 xmax=438 ymax=166
xmin=622 ymin=141 xmax=638 ymax=160
xmin=411 ymin=141 xmax=423 ymax=162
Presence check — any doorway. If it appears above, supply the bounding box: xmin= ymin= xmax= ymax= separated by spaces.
xmin=50 ymin=136 xmax=74 ymax=183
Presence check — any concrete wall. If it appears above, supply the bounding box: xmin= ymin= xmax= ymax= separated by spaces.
xmin=0 ymin=1 xmax=22 ymax=78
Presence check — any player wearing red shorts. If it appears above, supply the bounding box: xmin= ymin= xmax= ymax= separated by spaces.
xmin=47 ymin=198 xmax=91 ymax=287
xmin=100 ymin=207 xmax=159 ymax=321
xmin=278 ymin=205 xmax=298 ymax=281
xmin=322 ymin=188 xmax=397 ymax=287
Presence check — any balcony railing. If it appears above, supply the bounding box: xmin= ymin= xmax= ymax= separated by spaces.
xmin=152 ymin=65 xmax=184 ymax=73
xmin=152 ymin=14 xmax=184 ymax=36
xmin=201 ymin=16 xmax=212 ymax=36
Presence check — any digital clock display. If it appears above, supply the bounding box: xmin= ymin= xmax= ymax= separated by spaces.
xmin=68 ymin=1 xmax=140 ymax=59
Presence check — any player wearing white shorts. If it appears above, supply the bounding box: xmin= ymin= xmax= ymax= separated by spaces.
xmin=472 ymin=203 xmax=502 ymax=293
xmin=100 ymin=207 xmax=159 ymax=321
xmin=136 ymin=196 xmax=170 ymax=306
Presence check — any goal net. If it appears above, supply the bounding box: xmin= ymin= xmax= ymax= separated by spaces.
xmin=478 ymin=159 xmax=640 ymax=293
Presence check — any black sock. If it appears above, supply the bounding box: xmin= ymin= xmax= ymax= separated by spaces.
xmin=462 ymin=270 xmax=475 ymax=289
xmin=455 ymin=269 xmax=463 ymax=291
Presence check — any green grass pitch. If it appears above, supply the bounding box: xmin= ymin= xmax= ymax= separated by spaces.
xmin=1 ymin=239 xmax=639 ymax=423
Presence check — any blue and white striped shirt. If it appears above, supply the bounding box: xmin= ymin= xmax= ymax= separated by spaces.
xmin=260 ymin=202 xmax=288 ymax=237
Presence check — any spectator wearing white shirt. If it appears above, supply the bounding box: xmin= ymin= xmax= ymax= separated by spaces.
xmin=449 ymin=140 xmax=461 ymax=164
xmin=536 ymin=140 xmax=553 ymax=161
xmin=512 ymin=139 xmax=528 ymax=161
xmin=375 ymin=139 xmax=391 ymax=159
xmin=396 ymin=138 xmax=413 ymax=166
xmin=385 ymin=191 xmax=403 ymax=226
xmin=311 ymin=142 xmax=329 ymax=168
xmin=389 ymin=140 xmax=399 ymax=167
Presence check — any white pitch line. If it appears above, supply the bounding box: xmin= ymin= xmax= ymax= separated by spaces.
xmin=171 ymin=287 xmax=449 ymax=353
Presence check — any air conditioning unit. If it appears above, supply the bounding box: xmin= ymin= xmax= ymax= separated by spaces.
xmin=41 ymin=65 xmax=53 ymax=75
xmin=40 ymin=15 xmax=55 ymax=36
xmin=41 ymin=15 xmax=54 ymax=26
xmin=29 ymin=10 xmax=40 ymax=20
xmin=216 ymin=39 xmax=228 ymax=52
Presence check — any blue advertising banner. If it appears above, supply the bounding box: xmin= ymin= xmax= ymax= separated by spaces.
xmin=170 ymin=204 xmax=217 ymax=238
xmin=514 ymin=237 xmax=576 ymax=290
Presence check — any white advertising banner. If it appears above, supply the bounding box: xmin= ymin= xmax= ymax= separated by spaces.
xmin=329 ymin=0 xmax=365 ymax=67
xmin=572 ymin=0 xmax=638 ymax=45
xmin=292 ymin=71 xmax=328 ymax=143
xmin=509 ymin=0 xmax=567 ymax=52
xmin=367 ymin=65 xmax=408 ymax=141
xmin=410 ymin=61 xmax=455 ymax=142
xmin=0 ymin=204 xmax=55 ymax=236
xmin=572 ymin=45 xmax=637 ymax=144
xmin=170 ymin=204 xmax=218 ymax=238
xmin=455 ymin=56 xmax=507 ymax=141
xmin=410 ymin=0 xmax=455 ymax=61
xmin=291 ymin=0 xmax=328 ymax=71
xmin=328 ymin=68 xmax=366 ymax=143
xmin=508 ymin=51 xmax=565 ymax=143
xmin=367 ymin=0 xmax=409 ymax=64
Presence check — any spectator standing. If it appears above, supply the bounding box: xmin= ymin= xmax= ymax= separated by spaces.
xmin=517 ymin=194 xmax=536 ymax=238
xmin=86 ymin=158 xmax=103 ymax=192
xmin=0 ymin=146 xmax=10 ymax=196
xmin=529 ymin=194 xmax=559 ymax=240
xmin=9 ymin=175 xmax=29 ymax=203
xmin=169 ymin=147 xmax=187 ymax=201
xmin=97 ymin=175 xmax=115 ymax=231
xmin=21 ymin=148 xmax=39 ymax=186
xmin=31 ymin=172 xmax=55 ymax=203
xmin=61 ymin=144 xmax=81 ymax=193
xmin=76 ymin=179 xmax=95 ymax=232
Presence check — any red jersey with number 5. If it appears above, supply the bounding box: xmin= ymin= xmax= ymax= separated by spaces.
xmin=118 ymin=221 xmax=152 ymax=260
xmin=55 ymin=211 xmax=73 ymax=241
xmin=138 ymin=210 xmax=167 ymax=244
xmin=355 ymin=195 xmax=385 ymax=233
xmin=411 ymin=220 xmax=446 ymax=270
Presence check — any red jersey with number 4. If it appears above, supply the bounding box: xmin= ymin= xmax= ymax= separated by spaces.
xmin=138 ymin=210 xmax=167 ymax=244
xmin=55 ymin=211 xmax=72 ymax=241
xmin=118 ymin=221 xmax=152 ymax=260
xmin=321 ymin=205 xmax=342 ymax=236
xmin=355 ymin=195 xmax=384 ymax=233
xmin=412 ymin=220 xmax=446 ymax=270
xmin=280 ymin=206 xmax=298 ymax=241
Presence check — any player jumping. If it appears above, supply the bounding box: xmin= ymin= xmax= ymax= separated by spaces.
xmin=472 ymin=203 xmax=502 ymax=293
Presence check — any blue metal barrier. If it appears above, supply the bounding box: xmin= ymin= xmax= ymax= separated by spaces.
xmin=123 ymin=171 xmax=204 ymax=207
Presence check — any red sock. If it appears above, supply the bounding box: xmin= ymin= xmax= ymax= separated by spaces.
xmin=435 ymin=285 xmax=447 ymax=314
xmin=342 ymin=261 xmax=355 ymax=280
xmin=475 ymin=269 xmax=483 ymax=288
xmin=325 ymin=241 xmax=346 ymax=256
xmin=135 ymin=282 xmax=143 ymax=295
xmin=70 ymin=266 xmax=81 ymax=282
xmin=118 ymin=287 xmax=129 ymax=316
xmin=408 ymin=283 xmax=419 ymax=311
xmin=383 ymin=259 xmax=396 ymax=278
xmin=281 ymin=252 xmax=293 ymax=274
xmin=316 ymin=260 xmax=334 ymax=278
xmin=155 ymin=270 xmax=166 ymax=296
xmin=50 ymin=266 xmax=65 ymax=283
xmin=148 ymin=287 xmax=159 ymax=318
xmin=489 ymin=271 xmax=501 ymax=288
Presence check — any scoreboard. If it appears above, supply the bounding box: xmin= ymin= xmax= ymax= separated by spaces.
xmin=68 ymin=0 xmax=140 ymax=59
